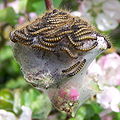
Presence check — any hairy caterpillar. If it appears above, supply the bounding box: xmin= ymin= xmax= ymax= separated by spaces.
xmin=62 ymin=59 xmax=86 ymax=76
xmin=10 ymin=9 xmax=99 ymax=59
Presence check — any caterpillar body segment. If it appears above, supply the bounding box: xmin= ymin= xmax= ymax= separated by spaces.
xmin=76 ymin=42 xmax=98 ymax=51
xmin=60 ymin=47 xmax=78 ymax=59
xmin=44 ymin=29 xmax=72 ymax=37
xmin=38 ymin=37 xmax=58 ymax=47
xmin=30 ymin=27 xmax=53 ymax=35
xmin=75 ymin=30 xmax=92 ymax=37
xmin=14 ymin=31 xmax=30 ymax=40
xmin=67 ymin=35 xmax=82 ymax=46
xmin=78 ymin=36 xmax=97 ymax=41
xmin=57 ymin=30 xmax=73 ymax=36
xmin=13 ymin=36 xmax=33 ymax=45
xmin=44 ymin=36 xmax=64 ymax=42
xmin=31 ymin=43 xmax=56 ymax=52
xmin=74 ymin=27 xmax=91 ymax=35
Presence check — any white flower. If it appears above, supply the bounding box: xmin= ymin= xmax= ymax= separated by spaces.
xmin=87 ymin=60 xmax=104 ymax=89
xmin=103 ymin=0 xmax=120 ymax=21
xmin=8 ymin=0 xmax=27 ymax=14
xmin=87 ymin=60 xmax=103 ymax=77
xmin=0 ymin=110 xmax=17 ymax=120
xmin=0 ymin=106 xmax=32 ymax=120
xmin=8 ymin=0 xmax=20 ymax=13
xmin=96 ymin=13 xmax=119 ymax=31
xmin=97 ymin=53 xmax=120 ymax=86
xmin=87 ymin=53 xmax=120 ymax=90
xmin=78 ymin=1 xmax=93 ymax=21
xmin=19 ymin=106 xmax=32 ymax=120
xmin=97 ymin=86 xmax=120 ymax=112
xmin=78 ymin=0 xmax=120 ymax=31
xmin=79 ymin=0 xmax=92 ymax=13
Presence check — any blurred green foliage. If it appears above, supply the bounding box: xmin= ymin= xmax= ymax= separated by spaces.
xmin=0 ymin=89 xmax=14 ymax=112
xmin=26 ymin=0 xmax=62 ymax=14
xmin=0 ymin=7 xmax=18 ymax=25
xmin=0 ymin=46 xmax=21 ymax=86
xmin=110 ymin=26 xmax=120 ymax=48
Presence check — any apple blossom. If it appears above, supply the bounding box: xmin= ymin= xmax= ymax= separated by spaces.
xmin=97 ymin=87 xmax=120 ymax=112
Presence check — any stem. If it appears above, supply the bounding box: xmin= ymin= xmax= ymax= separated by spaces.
xmin=3 ymin=0 xmax=7 ymax=8
xmin=44 ymin=0 xmax=53 ymax=10
xmin=66 ymin=114 xmax=71 ymax=120
xmin=25 ymin=13 xmax=30 ymax=21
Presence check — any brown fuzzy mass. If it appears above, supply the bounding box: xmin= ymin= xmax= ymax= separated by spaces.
xmin=10 ymin=9 xmax=98 ymax=58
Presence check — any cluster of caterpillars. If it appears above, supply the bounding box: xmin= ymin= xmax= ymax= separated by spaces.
xmin=62 ymin=59 xmax=86 ymax=77
xmin=10 ymin=9 xmax=99 ymax=77
xmin=10 ymin=9 xmax=98 ymax=58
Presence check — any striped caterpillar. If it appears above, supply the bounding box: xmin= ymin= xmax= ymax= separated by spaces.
xmin=10 ymin=9 xmax=101 ymax=77
xmin=10 ymin=9 xmax=98 ymax=59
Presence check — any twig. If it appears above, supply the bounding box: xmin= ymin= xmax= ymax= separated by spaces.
xmin=25 ymin=13 xmax=30 ymax=22
xmin=3 ymin=0 xmax=7 ymax=8
xmin=65 ymin=114 xmax=71 ymax=120
xmin=44 ymin=0 xmax=53 ymax=10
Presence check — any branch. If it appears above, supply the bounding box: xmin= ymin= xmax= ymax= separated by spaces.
xmin=65 ymin=114 xmax=71 ymax=120
xmin=3 ymin=0 xmax=7 ymax=8
xmin=44 ymin=0 xmax=53 ymax=10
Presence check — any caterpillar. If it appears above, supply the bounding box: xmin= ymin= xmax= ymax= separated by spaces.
xmin=67 ymin=59 xmax=86 ymax=77
xmin=76 ymin=42 xmax=98 ymax=51
xmin=62 ymin=61 xmax=81 ymax=73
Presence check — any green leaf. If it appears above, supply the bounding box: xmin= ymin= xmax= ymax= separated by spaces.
xmin=60 ymin=0 xmax=79 ymax=11
xmin=0 ymin=89 xmax=14 ymax=112
xmin=26 ymin=0 xmax=46 ymax=14
xmin=19 ymin=0 xmax=28 ymax=13
xmin=53 ymin=0 xmax=62 ymax=8
xmin=89 ymin=114 xmax=101 ymax=120
xmin=75 ymin=106 xmax=86 ymax=120
xmin=70 ymin=118 xmax=76 ymax=120
xmin=0 ymin=7 xmax=18 ymax=25
xmin=110 ymin=29 xmax=120 ymax=48
xmin=26 ymin=0 xmax=62 ymax=14
xmin=5 ymin=77 xmax=27 ymax=89
xmin=21 ymin=88 xmax=52 ymax=119
xmin=112 ymin=112 xmax=120 ymax=120
xmin=84 ymin=104 xmax=95 ymax=119
xmin=0 ymin=46 xmax=13 ymax=61
xmin=13 ymin=89 xmax=22 ymax=114
xmin=90 ymin=101 xmax=103 ymax=114
xmin=32 ymin=94 xmax=52 ymax=119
